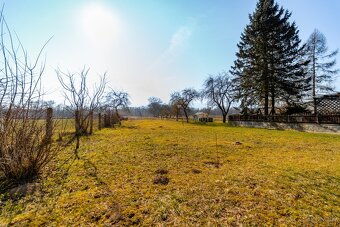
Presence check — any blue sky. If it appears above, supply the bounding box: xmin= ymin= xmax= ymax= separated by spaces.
xmin=2 ymin=0 xmax=340 ymax=106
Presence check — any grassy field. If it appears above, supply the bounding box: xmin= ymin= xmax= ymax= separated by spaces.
xmin=0 ymin=119 xmax=339 ymax=226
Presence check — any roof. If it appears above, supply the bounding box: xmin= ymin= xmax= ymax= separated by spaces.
xmin=194 ymin=112 xmax=208 ymax=116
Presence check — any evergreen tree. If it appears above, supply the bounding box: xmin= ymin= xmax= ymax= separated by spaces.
xmin=231 ymin=0 xmax=307 ymax=115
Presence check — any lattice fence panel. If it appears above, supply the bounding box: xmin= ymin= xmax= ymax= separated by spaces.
xmin=316 ymin=97 xmax=340 ymax=114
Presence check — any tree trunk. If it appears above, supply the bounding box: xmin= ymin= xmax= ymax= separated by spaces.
xmin=98 ymin=113 xmax=102 ymax=130
xmin=183 ymin=109 xmax=189 ymax=123
xmin=264 ymin=43 xmax=269 ymax=116
xmin=103 ymin=114 xmax=107 ymax=127
xmin=75 ymin=110 xmax=80 ymax=135
xmin=264 ymin=77 xmax=269 ymax=116
xmin=74 ymin=110 xmax=81 ymax=157
xmin=222 ymin=114 xmax=227 ymax=123
xmin=271 ymin=89 xmax=275 ymax=115
xmin=115 ymin=108 xmax=120 ymax=119
xmin=312 ymin=43 xmax=317 ymax=114
xmin=89 ymin=111 xmax=94 ymax=135
xmin=115 ymin=109 xmax=121 ymax=125
xmin=265 ymin=93 xmax=269 ymax=116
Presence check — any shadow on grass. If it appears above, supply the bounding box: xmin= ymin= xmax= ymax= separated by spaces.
xmin=81 ymin=157 xmax=122 ymax=223
xmin=0 ymin=136 xmax=122 ymax=225
xmin=0 ymin=149 xmax=78 ymax=225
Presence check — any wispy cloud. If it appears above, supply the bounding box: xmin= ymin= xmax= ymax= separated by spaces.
xmin=168 ymin=26 xmax=193 ymax=53
xmin=151 ymin=18 xmax=198 ymax=68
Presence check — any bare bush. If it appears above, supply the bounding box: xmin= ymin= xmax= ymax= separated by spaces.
xmin=0 ymin=11 xmax=56 ymax=187
xmin=56 ymin=67 xmax=106 ymax=151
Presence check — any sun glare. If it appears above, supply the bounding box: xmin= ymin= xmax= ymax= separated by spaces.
xmin=78 ymin=3 xmax=121 ymax=47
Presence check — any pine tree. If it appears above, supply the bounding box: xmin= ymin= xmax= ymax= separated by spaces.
xmin=231 ymin=0 xmax=307 ymax=115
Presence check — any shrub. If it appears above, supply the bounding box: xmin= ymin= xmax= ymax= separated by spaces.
xmin=0 ymin=10 xmax=57 ymax=189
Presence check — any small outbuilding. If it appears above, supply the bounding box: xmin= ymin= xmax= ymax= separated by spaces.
xmin=194 ymin=112 xmax=213 ymax=122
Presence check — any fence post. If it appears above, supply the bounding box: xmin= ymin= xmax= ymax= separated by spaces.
xmin=98 ymin=113 xmax=102 ymax=130
xmin=316 ymin=113 xmax=319 ymax=124
xmin=45 ymin=107 xmax=53 ymax=144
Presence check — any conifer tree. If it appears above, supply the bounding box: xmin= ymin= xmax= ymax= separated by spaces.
xmin=231 ymin=0 xmax=307 ymax=115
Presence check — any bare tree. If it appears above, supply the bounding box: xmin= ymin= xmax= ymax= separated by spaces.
xmin=147 ymin=97 xmax=163 ymax=117
xmin=305 ymin=29 xmax=339 ymax=113
xmin=0 ymin=10 xmax=57 ymax=188
xmin=104 ymin=89 xmax=130 ymax=124
xmin=159 ymin=104 xmax=172 ymax=119
xmin=169 ymin=97 xmax=181 ymax=121
xmin=201 ymin=72 xmax=235 ymax=123
xmin=170 ymin=89 xmax=199 ymax=123
xmin=56 ymin=67 xmax=106 ymax=152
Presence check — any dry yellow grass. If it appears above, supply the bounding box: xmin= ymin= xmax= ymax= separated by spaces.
xmin=1 ymin=119 xmax=339 ymax=226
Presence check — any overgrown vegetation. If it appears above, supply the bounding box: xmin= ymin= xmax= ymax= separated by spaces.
xmin=0 ymin=10 xmax=57 ymax=189
xmin=1 ymin=120 xmax=339 ymax=225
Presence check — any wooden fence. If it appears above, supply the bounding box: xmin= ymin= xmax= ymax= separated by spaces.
xmin=228 ymin=114 xmax=340 ymax=124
